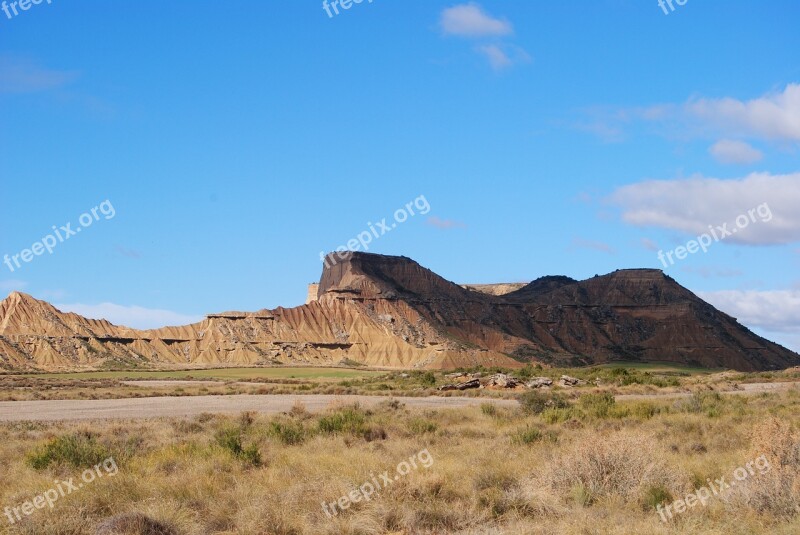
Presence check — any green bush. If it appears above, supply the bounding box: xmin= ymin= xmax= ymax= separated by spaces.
xmin=408 ymin=417 xmax=438 ymax=435
xmin=420 ymin=372 xmax=437 ymax=387
xmin=578 ymin=392 xmax=616 ymax=418
xmin=541 ymin=407 xmax=577 ymax=424
xmin=511 ymin=426 xmax=546 ymax=445
xmin=215 ymin=426 xmax=261 ymax=466
xmin=269 ymin=420 xmax=306 ymax=445
xmin=627 ymin=402 xmax=661 ymax=420
xmin=515 ymin=364 xmax=543 ymax=380
xmin=318 ymin=406 xmax=367 ymax=435
xmin=677 ymin=391 xmax=723 ymax=416
xmin=27 ymin=432 xmax=111 ymax=470
xmin=641 ymin=484 xmax=673 ymax=510
xmin=519 ymin=391 xmax=569 ymax=415
xmin=481 ymin=403 xmax=499 ymax=417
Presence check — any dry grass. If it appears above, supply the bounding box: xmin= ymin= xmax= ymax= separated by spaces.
xmin=0 ymin=388 xmax=797 ymax=534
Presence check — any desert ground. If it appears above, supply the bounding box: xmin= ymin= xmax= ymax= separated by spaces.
xmin=0 ymin=364 xmax=798 ymax=535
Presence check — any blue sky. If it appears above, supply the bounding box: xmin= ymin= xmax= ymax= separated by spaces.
xmin=1 ymin=1 xmax=799 ymax=350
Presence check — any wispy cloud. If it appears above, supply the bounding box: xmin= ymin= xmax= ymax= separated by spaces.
xmin=475 ymin=44 xmax=530 ymax=71
xmin=115 ymin=246 xmax=142 ymax=259
xmin=640 ymin=238 xmax=659 ymax=252
xmin=0 ymin=55 xmax=78 ymax=94
xmin=426 ymin=216 xmax=466 ymax=230
xmin=609 ymin=172 xmax=800 ymax=245
xmin=572 ymin=120 xmax=626 ymax=143
xmin=440 ymin=3 xmax=513 ymax=37
xmin=576 ymin=83 xmax=800 ymax=146
xmin=54 ymin=302 xmax=203 ymax=330
xmin=476 ymin=44 xmax=512 ymax=70
xmin=709 ymin=139 xmax=763 ymax=165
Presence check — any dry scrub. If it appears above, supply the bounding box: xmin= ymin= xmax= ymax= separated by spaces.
xmin=0 ymin=390 xmax=798 ymax=534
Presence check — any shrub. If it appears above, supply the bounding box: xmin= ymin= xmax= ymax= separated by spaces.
xmin=571 ymin=483 xmax=592 ymax=506
xmin=728 ymin=417 xmax=800 ymax=518
xmin=408 ymin=417 xmax=438 ymax=435
xmin=546 ymin=431 xmax=687 ymax=504
xmin=420 ymin=372 xmax=437 ymax=387
xmin=362 ymin=426 xmax=388 ymax=442
xmin=215 ymin=425 xmax=261 ymax=466
xmin=641 ymin=484 xmax=673 ymax=511
xmin=541 ymin=407 xmax=577 ymax=424
xmin=27 ymin=431 xmax=111 ymax=470
xmin=269 ymin=420 xmax=306 ymax=445
xmin=676 ymin=391 xmax=723 ymax=416
xmin=577 ymin=392 xmax=615 ymax=418
xmin=626 ymin=402 xmax=661 ymax=420
xmin=481 ymin=403 xmax=499 ymax=417
xmin=511 ymin=426 xmax=552 ymax=445
xmin=515 ymin=364 xmax=543 ymax=380
xmin=318 ymin=406 xmax=367 ymax=435
xmin=519 ymin=391 xmax=569 ymax=415
xmin=514 ymin=427 xmax=542 ymax=445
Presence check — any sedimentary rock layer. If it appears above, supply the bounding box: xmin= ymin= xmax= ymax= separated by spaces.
xmin=1 ymin=252 xmax=797 ymax=371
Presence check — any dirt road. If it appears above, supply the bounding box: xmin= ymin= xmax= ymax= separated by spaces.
xmin=0 ymin=394 xmax=518 ymax=422
xmin=2 ymin=381 xmax=797 ymax=422
xmin=617 ymin=381 xmax=800 ymax=401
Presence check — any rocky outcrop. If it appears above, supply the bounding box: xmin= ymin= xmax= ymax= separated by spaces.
xmin=305 ymin=283 xmax=320 ymax=304
xmin=1 ymin=252 xmax=798 ymax=371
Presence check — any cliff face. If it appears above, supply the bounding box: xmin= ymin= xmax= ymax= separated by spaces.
xmin=1 ymin=252 xmax=797 ymax=371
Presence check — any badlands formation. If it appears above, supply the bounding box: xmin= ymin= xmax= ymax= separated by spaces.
xmin=0 ymin=252 xmax=797 ymax=371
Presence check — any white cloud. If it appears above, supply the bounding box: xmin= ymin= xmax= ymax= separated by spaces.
xmin=55 ymin=302 xmax=203 ymax=330
xmin=709 ymin=139 xmax=763 ymax=165
xmin=440 ymin=3 xmax=513 ymax=37
xmin=685 ymin=84 xmax=800 ymax=142
xmin=579 ymin=84 xmax=800 ymax=146
xmin=609 ymin=172 xmax=800 ymax=245
xmin=698 ymin=289 xmax=800 ymax=336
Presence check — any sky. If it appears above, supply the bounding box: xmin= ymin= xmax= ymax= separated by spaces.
xmin=1 ymin=1 xmax=799 ymax=351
